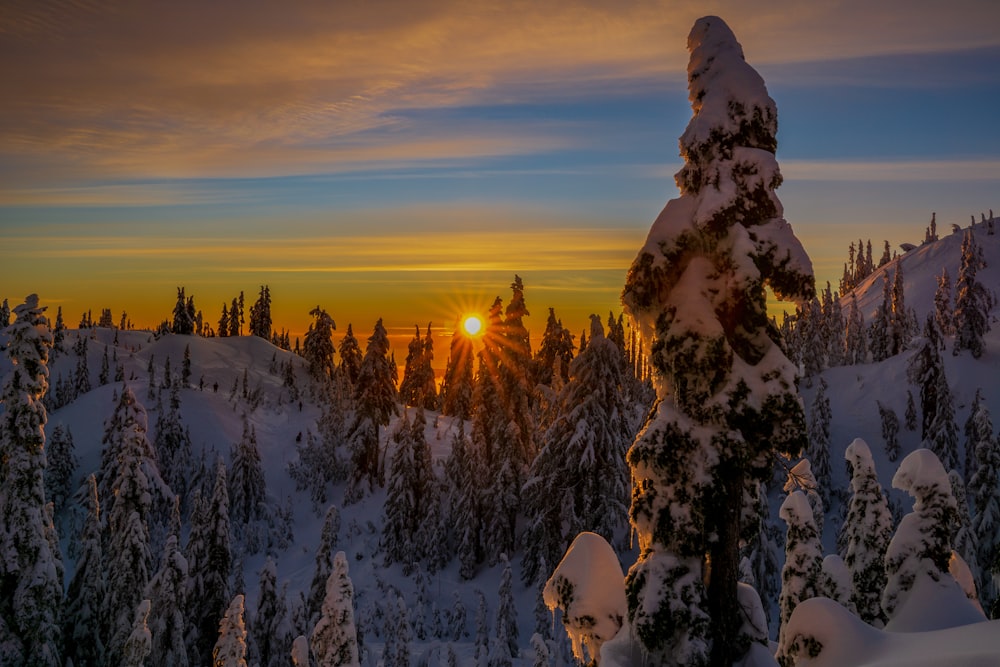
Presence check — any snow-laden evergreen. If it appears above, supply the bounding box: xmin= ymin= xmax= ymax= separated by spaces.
xmin=213 ymin=594 xmax=249 ymax=667
xmin=64 ymin=474 xmax=105 ymax=667
xmin=145 ymin=527 xmax=190 ymax=667
xmin=311 ymin=551 xmax=360 ymax=667
xmin=620 ymin=16 xmax=813 ymax=666
xmin=907 ymin=315 xmax=960 ymax=472
xmin=776 ymin=491 xmax=822 ymax=667
xmin=122 ymin=599 xmax=153 ymax=667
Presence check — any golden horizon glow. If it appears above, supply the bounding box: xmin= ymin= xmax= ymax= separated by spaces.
xmin=462 ymin=315 xmax=483 ymax=336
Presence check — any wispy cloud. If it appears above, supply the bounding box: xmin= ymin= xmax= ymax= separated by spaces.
xmin=782 ymin=159 xmax=1000 ymax=182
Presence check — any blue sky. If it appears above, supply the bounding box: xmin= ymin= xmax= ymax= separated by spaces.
xmin=1 ymin=0 xmax=998 ymax=351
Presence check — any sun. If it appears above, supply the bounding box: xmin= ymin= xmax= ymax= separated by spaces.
xmin=462 ymin=315 xmax=483 ymax=336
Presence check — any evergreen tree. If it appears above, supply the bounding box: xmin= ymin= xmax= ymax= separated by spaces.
xmin=145 ymin=528 xmax=190 ymax=667
xmin=99 ymin=344 xmax=110 ymax=385
xmin=229 ymin=419 xmax=268 ymax=553
xmin=968 ymin=394 xmax=1000 ymax=609
xmin=869 ymin=277 xmax=891 ymax=362
xmin=311 ymin=552 xmax=360 ymax=667
xmin=440 ymin=321 xmax=475 ymax=420
xmin=0 ymin=295 xmax=64 ymax=667
xmin=877 ymin=401 xmax=901 ymax=463
xmin=949 ymin=470 xmax=979 ymax=586
xmin=934 ymin=268 xmax=953 ymax=335
xmin=172 ymin=287 xmax=195 ymax=335
xmin=964 ymin=388 xmax=990 ymax=480
xmin=229 ymin=297 xmax=241 ymax=337
xmin=399 ymin=325 xmax=426 ymax=407
xmin=534 ymin=307 xmax=575 ymax=387
xmin=249 ymin=285 xmax=273 ymax=339
xmin=337 ymin=324 xmax=363 ymax=390
xmin=382 ymin=412 xmax=417 ymax=567
xmin=219 ymin=303 xmax=230 ymax=337
xmin=155 ymin=384 xmax=194 ymax=510
xmin=307 ymin=505 xmax=342 ymax=628
xmin=347 ymin=318 xmax=398 ymax=494
xmin=304 ymin=306 xmax=337 ymax=381
xmin=213 ymin=595 xmax=248 ymax=667
xmin=953 ymin=229 xmax=991 ymax=358
xmin=187 ymin=459 xmax=233 ymax=666
xmin=844 ymin=294 xmax=868 ymax=365
xmin=44 ymin=423 xmax=77 ymax=514
xmin=908 ymin=315 xmax=959 ymax=472
xmin=182 ymin=343 xmax=192 ymax=386
xmin=888 ymin=265 xmax=911 ymax=356
xmin=905 ymin=390 xmax=918 ymax=431
xmin=252 ymin=558 xmax=290 ymax=667
xmin=74 ymin=334 xmax=91 ymax=398
xmin=806 ymin=378 xmax=832 ymax=504
xmin=64 ymin=475 xmax=106 ymax=667
xmin=495 ymin=554 xmax=518 ymax=658
xmin=122 ymin=600 xmax=153 ymax=667
xmin=882 ymin=449 xmax=958 ymax=619
xmin=419 ymin=322 xmax=438 ymax=411
xmin=841 ymin=439 xmax=893 ymax=627
xmin=776 ymin=492 xmax=823 ymax=667
xmin=619 ymin=18 xmax=814 ymax=666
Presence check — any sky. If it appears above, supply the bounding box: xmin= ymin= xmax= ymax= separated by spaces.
xmin=2 ymin=0 xmax=999 ymax=359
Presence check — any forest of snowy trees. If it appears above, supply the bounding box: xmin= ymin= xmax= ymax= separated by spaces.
xmin=1 ymin=13 xmax=999 ymax=667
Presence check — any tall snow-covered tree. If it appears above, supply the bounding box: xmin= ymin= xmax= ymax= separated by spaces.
xmin=187 ymin=459 xmax=233 ymax=667
xmin=776 ymin=492 xmax=823 ymax=667
xmin=534 ymin=307 xmax=575 ymax=387
xmin=382 ymin=412 xmax=418 ymax=567
xmin=619 ymin=17 xmax=814 ymax=666
xmin=887 ymin=265 xmax=912 ymax=357
xmin=953 ymin=229 xmax=991 ymax=358
xmin=494 ymin=553 xmax=519 ymax=659
xmin=213 ymin=595 xmax=248 ymax=667
xmin=0 ymin=295 xmax=63 ymax=667
xmin=44 ymin=423 xmax=77 ymax=514
xmin=155 ymin=384 xmax=193 ymax=509
xmin=908 ymin=315 xmax=959 ymax=472
xmin=304 ymin=306 xmax=337 ymax=381
xmin=841 ymin=438 xmax=893 ymax=627
xmin=934 ymin=268 xmax=953 ymax=336
xmin=249 ymin=285 xmax=273 ymax=340
xmin=844 ymin=294 xmax=868 ymax=365
xmin=949 ymin=470 xmax=979 ymax=585
xmin=229 ymin=419 xmax=268 ymax=552
xmin=251 ymin=558 xmax=290 ymax=667
xmin=172 ymin=287 xmax=195 ymax=335
xmin=347 ymin=318 xmax=398 ymax=495
xmin=122 ymin=600 xmax=153 ymax=667
xmin=522 ymin=315 xmax=632 ymax=584
xmin=968 ymin=393 xmax=1000 ymax=609
xmin=806 ymin=378 xmax=832 ymax=504
xmin=337 ymin=324 xmax=363 ymax=390
xmin=311 ymin=552 xmax=360 ymax=667
xmin=398 ymin=325 xmax=426 ymax=407
xmin=145 ymin=529 xmax=189 ymax=667
xmin=882 ymin=449 xmax=958 ymax=620
xmin=64 ymin=474 xmax=105 ymax=667
xmin=307 ymin=505 xmax=342 ymax=628
xmin=877 ymin=401 xmax=901 ymax=463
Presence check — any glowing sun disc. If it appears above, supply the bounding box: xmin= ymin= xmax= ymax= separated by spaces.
xmin=463 ymin=316 xmax=482 ymax=336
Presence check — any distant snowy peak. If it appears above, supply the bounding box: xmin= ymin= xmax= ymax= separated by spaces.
xmin=843 ymin=222 xmax=999 ymax=322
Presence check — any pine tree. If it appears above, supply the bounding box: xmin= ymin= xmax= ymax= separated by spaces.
xmin=806 ymin=378 xmax=832 ymax=504
xmin=905 ymin=390 xmax=918 ymax=431
xmin=841 ymin=439 xmax=893 ymax=627
xmin=337 ymin=324 xmax=363 ymax=390
xmin=399 ymin=325 xmax=425 ymax=407
xmin=249 ymin=285 xmax=273 ymax=339
xmin=145 ymin=528 xmax=190 ymax=667
xmin=382 ymin=412 xmax=417 ymax=567
xmin=440 ymin=320 xmax=475 ymax=420
xmin=882 ymin=449 xmax=958 ymax=619
xmin=869 ymin=277 xmax=891 ymax=362
xmin=968 ymin=394 xmax=1000 ymax=609
xmin=229 ymin=297 xmax=241 ymax=337
xmin=495 ymin=554 xmax=518 ymax=658
xmin=844 ymin=294 xmax=868 ymax=364
xmin=474 ymin=590 xmax=490 ymax=664
xmin=229 ymin=420 xmax=268 ymax=553
xmin=888 ymin=265 xmax=911 ymax=356
xmin=74 ymin=334 xmax=91 ymax=398
xmin=311 ymin=552 xmax=360 ymax=667
xmin=219 ymin=303 xmax=230 ymax=337
xmin=307 ymin=506 xmax=342 ymax=628
xmin=619 ymin=18 xmax=814 ymax=666
xmin=0 ymin=295 xmax=64 ymax=667
xmin=155 ymin=384 xmax=193 ymax=510
xmin=173 ymin=287 xmax=195 ymax=335
xmin=949 ymin=470 xmax=979 ymax=586
xmin=44 ymin=423 xmax=77 ymax=514
xmin=934 ymin=268 xmax=953 ymax=335
xmin=187 ymin=459 xmax=233 ymax=666
xmin=877 ymin=401 xmax=901 ymax=463
xmin=347 ymin=318 xmax=398 ymax=494
xmin=252 ymin=558 xmax=290 ymax=667
xmin=99 ymin=344 xmax=110 ymax=385
xmin=122 ymin=600 xmax=153 ymax=667
xmin=64 ymin=474 xmax=106 ymax=667
xmin=182 ymin=344 xmax=192 ymax=386
xmin=953 ymin=229 xmax=991 ymax=358
xmin=776 ymin=492 xmax=823 ymax=667
xmin=534 ymin=307 xmax=575 ymax=387
xmin=304 ymin=306 xmax=337 ymax=381
xmin=419 ymin=322 xmax=438 ymax=410
xmin=213 ymin=595 xmax=248 ymax=667
xmin=908 ymin=315 xmax=959 ymax=472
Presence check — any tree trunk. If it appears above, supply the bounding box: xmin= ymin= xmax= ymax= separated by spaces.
xmin=708 ymin=462 xmax=745 ymax=666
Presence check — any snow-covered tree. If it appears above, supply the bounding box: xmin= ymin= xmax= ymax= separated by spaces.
xmin=304 ymin=306 xmax=337 ymax=381
xmin=347 ymin=318 xmax=398 ymax=495
xmin=337 ymin=324 xmax=363 ymax=390
xmin=64 ymin=474 xmax=105 ymax=667
xmin=905 ymin=390 xmax=917 ymax=431
xmin=784 ymin=458 xmax=825 ymax=540
xmin=440 ymin=321 xmax=475 ymax=420
xmin=522 ymin=315 xmax=633 ymax=584
xmin=818 ymin=555 xmax=854 ymax=613
xmin=806 ymin=378 xmax=832 ymax=504
xmin=155 ymin=384 xmax=193 ymax=509
xmin=534 ymin=307 xmax=575 ymax=387
xmin=382 ymin=412 xmax=417 ymax=567
xmin=953 ymin=229 xmax=991 ymax=358
xmin=213 ymin=595 xmax=248 ymax=667
xmin=620 ymin=18 xmax=814 ymax=665
xmin=968 ymin=393 xmax=1000 ymax=609
xmin=949 ymin=470 xmax=979 ymax=585
xmin=877 ymin=401 xmax=901 ymax=463
xmin=251 ymin=558 xmax=290 ymax=667
xmin=249 ymin=285 xmax=272 ymax=340
xmin=44 ymin=423 xmax=77 ymax=514
xmin=841 ymin=438 xmax=893 ymax=626
xmin=882 ymin=448 xmax=958 ymax=619
xmin=187 ymin=459 xmax=233 ymax=666
xmin=172 ymin=287 xmax=195 ymax=335
xmin=311 ymin=552 xmax=360 ymax=667
xmin=934 ymin=268 xmax=953 ymax=335
xmin=844 ymin=294 xmax=868 ymax=365
xmin=145 ymin=527 xmax=190 ymax=667
xmin=229 ymin=419 xmax=268 ymax=552
xmin=307 ymin=505 xmax=342 ymax=627
xmin=122 ymin=599 xmax=153 ymax=667
xmin=776 ymin=492 xmax=823 ymax=667
xmin=495 ymin=554 xmax=519 ymax=659
xmin=908 ymin=315 xmax=959 ymax=472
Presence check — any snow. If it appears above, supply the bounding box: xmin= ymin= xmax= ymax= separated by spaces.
xmin=543 ymin=532 xmax=626 ymax=665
